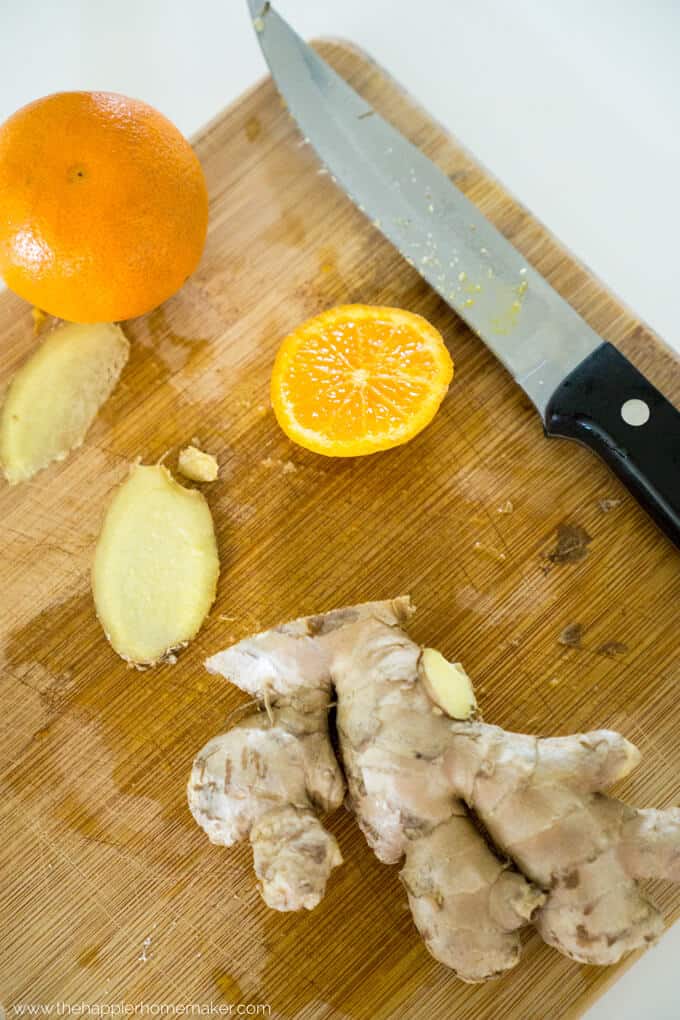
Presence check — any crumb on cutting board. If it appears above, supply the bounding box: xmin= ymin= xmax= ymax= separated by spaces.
xmin=598 ymin=498 xmax=622 ymax=513
xmin=547 ymin=523 xmax=592 ymax=564
xmin=178 ymin=445 xmax=219 ymax=483
xmin=261 ymin=456 xmax=297 ymax=475
xmin=138 ymin=935 xmax=152 ymax=963
xmin=558 ymin=623 xmax=584 ymax=648
xmin=596 ymin=641 xmax=629 ymax=658
xmin=473 ymin=540 xmax=506 ymax=562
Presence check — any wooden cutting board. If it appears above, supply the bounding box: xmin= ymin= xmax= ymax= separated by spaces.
xmin=1 ymin=40 xmax=679 ymax=1020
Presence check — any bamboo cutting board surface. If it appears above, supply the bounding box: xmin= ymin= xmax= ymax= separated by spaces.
xmin=1 ymin=40 xmax=679 ymax=1020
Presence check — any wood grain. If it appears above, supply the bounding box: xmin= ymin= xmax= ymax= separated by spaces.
xmin=1 ymin=40 xmax=679 ymax=1020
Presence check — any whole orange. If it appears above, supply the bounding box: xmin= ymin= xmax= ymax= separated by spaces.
xmin=0 ymin=91 xmax=208 ymax=323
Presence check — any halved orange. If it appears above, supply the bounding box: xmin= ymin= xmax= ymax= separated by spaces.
xmin=270 ymin=305 xmax=454 ymax=457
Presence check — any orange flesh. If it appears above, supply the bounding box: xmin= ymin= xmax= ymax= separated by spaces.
xmin=271 ymin=305 xmax=454 ymax=457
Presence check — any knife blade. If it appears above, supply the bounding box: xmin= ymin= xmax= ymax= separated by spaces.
xmin=248 ymin=1 xmax=680 ymax=548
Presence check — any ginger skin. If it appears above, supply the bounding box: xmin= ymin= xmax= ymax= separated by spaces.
xmin=190 ymin=597 xmax=680 ymax=980
xmin=188 ymin=615 xmax=345 ymax=911
xmin=446 ymin=722 xmax=679 ymax=963
xmin=324 ymin=600 xmax=544 ymax=981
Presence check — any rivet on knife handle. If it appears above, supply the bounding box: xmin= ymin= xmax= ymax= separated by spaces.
xmin=545 ymin=343 xmax=680 ymax=546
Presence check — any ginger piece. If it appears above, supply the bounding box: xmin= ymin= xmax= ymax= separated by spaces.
xmin=323 ymin=599 xmax=542 ymax=981
xmin=92 ymin=464 xmax=219 ymax=665
xmin=445 ymin=721 xmax=676 ymax=964
xmin=194 ymin=600 xmax=541 ymax=981
xmin=419 ymin=648 xmax=477 ymax=719
xmin=189 ymin=616 xmax=345 ymax=910
xmin=0 ymin=322 xmax=128 ymax=484
xmin=324 ymin=599 xmax=679 ymax=971
xmin=193 ymin=597 xmax=680 ymax=981
xmin=178 ymin=445 xmax=219 ymax=483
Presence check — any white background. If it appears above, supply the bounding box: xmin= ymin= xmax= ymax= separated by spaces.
xmin=2 ymin=1 xmax=679 ymax=1016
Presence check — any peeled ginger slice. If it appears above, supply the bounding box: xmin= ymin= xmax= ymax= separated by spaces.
xmin=93 ymin=464 xmax=220 ymax=665
xmin=0 ymin=322 xmax=129 ymax=484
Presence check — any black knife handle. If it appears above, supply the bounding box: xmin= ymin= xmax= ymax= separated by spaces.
xmin=544 ymin=342 xmax=680 ymax=548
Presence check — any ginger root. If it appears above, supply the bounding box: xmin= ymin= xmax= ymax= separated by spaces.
xmin=191 ymin=597 xmax=680 ymax=981
xmin=188 ymin=613 xmax=345 ymax=910
xmin=92 ymin=464 xmax=219 ymax=665
xmin=191 ymin=602 xmax=542 ymax=980
xmin=0 ymin=321 xmax=128 ymax=484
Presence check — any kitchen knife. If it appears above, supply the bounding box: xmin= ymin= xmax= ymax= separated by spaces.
xmin=247 ymin=1 xmax=680 ymax=548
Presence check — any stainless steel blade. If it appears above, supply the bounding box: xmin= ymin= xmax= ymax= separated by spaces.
xmin=248 ymin=2 xmax=601 ymax=418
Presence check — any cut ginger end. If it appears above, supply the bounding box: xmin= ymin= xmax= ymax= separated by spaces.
xmin=419 ymin=648 xmax=477 ymax=720
xmin=92 ymin=464 xmax=220 ymax=666
xmin=0 ymin=321 xmax=129 ymax=484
